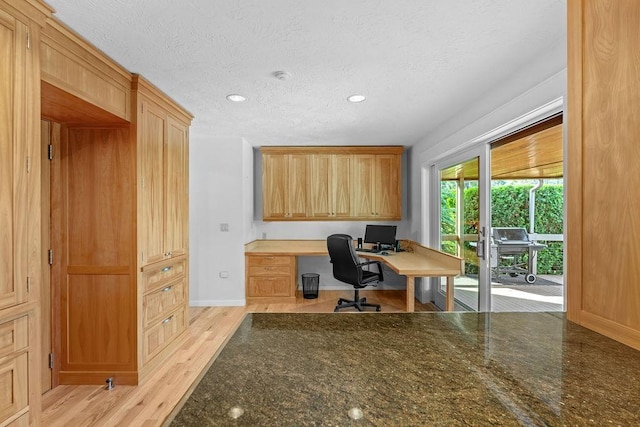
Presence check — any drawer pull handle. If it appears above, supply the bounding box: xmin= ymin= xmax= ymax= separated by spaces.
xmin=162 ymin=286 xmax=172 ymax=292
xmin=161 ymin=266 xmax=172 ymax=272
xmin=162 ymin=316 xmax=174 ymax=324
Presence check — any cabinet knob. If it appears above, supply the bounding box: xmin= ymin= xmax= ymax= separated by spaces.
xmin=162 ymin=315 xmax=174 ymax=324
xmin=161 ymin=266 xmax=173 ymax=272
xmin=161 ymin=286 xmax=172 ymax=292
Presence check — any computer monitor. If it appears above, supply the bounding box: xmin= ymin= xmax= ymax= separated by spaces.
xmin=363 ymin=225 xmax=397 ymax=247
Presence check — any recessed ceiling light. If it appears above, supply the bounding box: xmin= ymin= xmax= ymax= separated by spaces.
xmin=226 ymin=94 xmax=246 ymax=102
xmin=347 ymin=94 xmax=366 ymax=103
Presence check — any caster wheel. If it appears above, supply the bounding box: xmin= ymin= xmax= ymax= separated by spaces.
xmin=525 ymin=273 xmax=536 ymax=284
xmin=376 ymin=307 xmax=381 ymax=312
xmin=334 ymin=308 xmax=339 ymax=312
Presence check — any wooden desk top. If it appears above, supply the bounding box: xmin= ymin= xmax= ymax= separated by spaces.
xmin=245 ymin=239 xmax=462 ymax=277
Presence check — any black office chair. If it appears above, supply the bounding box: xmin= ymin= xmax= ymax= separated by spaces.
xmin=327 ymin=234 xmax=383 ymax=312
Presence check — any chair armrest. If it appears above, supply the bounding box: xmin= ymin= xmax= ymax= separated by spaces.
xmin=359 ymin=260 xmax=384 ymax=272
xmin=358 ymin=260 xmax=379 ymax=267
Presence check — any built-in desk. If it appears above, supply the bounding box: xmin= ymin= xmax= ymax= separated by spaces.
xmin=244 ymin=240 xmax=463 ymax=311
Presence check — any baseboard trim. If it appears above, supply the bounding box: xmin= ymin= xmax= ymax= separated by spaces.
xmin=189 ymin=299 xmax=246 ymax=307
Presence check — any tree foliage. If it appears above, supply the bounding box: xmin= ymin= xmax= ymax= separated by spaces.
xmin=440 ymin=183 xmax=564 ymax=274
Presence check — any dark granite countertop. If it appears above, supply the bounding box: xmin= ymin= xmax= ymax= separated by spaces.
xmin=171 ymin=312 xmax=640 ymax=426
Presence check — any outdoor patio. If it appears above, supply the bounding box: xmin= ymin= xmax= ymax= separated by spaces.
xmin=452 ymin=274 xmax=564 ymax=312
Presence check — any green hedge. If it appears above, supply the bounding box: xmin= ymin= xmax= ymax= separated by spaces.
xmin=441 ymin=184 xmax=564 ymax=275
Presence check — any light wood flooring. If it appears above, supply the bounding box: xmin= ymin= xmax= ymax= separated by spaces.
xmin=41 ymin=290 xmax=436 ymax=426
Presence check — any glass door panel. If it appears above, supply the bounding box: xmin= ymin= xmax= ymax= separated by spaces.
xmin=439 ymin=157 xmax=481 ymax=311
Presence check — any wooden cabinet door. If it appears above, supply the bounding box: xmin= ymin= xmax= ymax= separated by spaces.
xmin=263 ymin=153 xmax=308 ymax=219
xmin=164 ymin=117 xmax=188 ymax=257
xmin=350 ymin=154 xmax=376 ymax=218
xmin=375 ymin=154 xmax=401 ymax=219
xmin=332 ymin=154 xmax=351 ymax=218
xmin=0 ymin=10 xmax=28 ymax=310
xmin=309 ymin=154 xmax=332 ymax=218
xmin=262 ymin=153 xmax=288 ymax=220
xmin=139 ymin=100 xmax=166 ymax=264
xmin=286 ymin=154 xmax=308 ymax=219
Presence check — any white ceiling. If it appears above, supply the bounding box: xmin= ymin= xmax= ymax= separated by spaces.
xmin=44 ymin=0 xmax=566 ymax=147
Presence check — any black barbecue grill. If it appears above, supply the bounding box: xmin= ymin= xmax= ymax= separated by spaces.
xmin=491 ymin=227 xmax=546 ymax=284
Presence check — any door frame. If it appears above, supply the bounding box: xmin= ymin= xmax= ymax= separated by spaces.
xmin=423 ymin=97 xmax=565 ymax=312
xmin=430 ymin=145 xmax=491 ymax=311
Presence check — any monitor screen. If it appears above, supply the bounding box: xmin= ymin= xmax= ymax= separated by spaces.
xmin=363 ymin=225 xmax=397 ymax=245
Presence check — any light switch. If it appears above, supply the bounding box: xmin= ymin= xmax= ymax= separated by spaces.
xmin=219 ymin=271 xmax=229 ymax=278
xmin=220 ymin=223 xmax=229 ymax=232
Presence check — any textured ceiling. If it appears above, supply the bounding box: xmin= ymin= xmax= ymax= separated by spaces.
xmin=44 ymin=0 xmax=566 ymax=146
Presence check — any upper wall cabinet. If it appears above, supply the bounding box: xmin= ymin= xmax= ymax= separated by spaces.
xmin=262 ymin=146 xmax=403 ymax=221
xmin=133 ymin=75 xmax=192 ymax=266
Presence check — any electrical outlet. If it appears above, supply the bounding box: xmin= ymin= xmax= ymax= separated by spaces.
xmin=219 ymin=271 xmax=229 ymax=278
xmin=220 ymin=223 xmax=229 ymax=232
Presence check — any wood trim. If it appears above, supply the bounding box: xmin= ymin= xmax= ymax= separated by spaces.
xmin=0 ymin=0 xmax=52 ymax=26
xmin=579 ymin=311 xmax=640 ymax=351
xmin=41 ymin=18 xmax=132 ymax=121
xmin=260 ymin=146 xmax=404 ymax=155
xmin=132 ymin=74 xmax=193 ymax=125
xmin=566 ymin=0 xmax=583 ymax=323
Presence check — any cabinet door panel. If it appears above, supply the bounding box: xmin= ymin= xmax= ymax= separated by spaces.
xmin=309 ymin=154 xmax=331 ymax=218
xmin=350 ymin=155 xmax=376 ymax=218
xmin=262 ymin=154 xmax=287 ymax=219
xmin=375 ymin=154 xmax=401 ymax=219
xmin=139 ymin=101 xmax=166 ymax=264
xmin=332 ymin=155 xmax=351 ymax=218
xmin=287 ymin=154 xmax=308 ymax=218
xmin=164 ymin=117 xmax=188 ymax=257
xmin=0 ymin=13 xmax=28 ymax=309
xmin=63 ymin=275 xmax=134 ymax=370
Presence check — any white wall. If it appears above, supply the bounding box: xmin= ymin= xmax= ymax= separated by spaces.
xmin=190 ymin=136 xmax=253 ymax=306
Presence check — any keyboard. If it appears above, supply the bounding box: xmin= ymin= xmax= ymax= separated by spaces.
xmin=356 ymin=248 xmax=380 ymax=253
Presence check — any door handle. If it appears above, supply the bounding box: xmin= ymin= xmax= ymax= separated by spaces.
xmin=476 ymin=239 xmax=485 ymax=259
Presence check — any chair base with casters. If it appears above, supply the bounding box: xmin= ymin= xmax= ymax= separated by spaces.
xmin=335 ymin=288 xmax=381 ymax=312
xmin=327 ymin=234 xmax=384 ymax=313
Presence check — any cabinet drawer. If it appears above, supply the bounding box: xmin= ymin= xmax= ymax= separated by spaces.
xmin=143 ymin=308 xmax=186 ymax=364
xmin=0 ymin=353 xmax=28 ymax=424
xmin=142 ymin=259 xmax=186 ymax=293
xmin=247 ymin=256 xmax=291 ymax=267
xmin=143 ymin=280 xmax=185 ymax=328
xmin=248 ymin=265 xmax=291 ymax=276
xmin=248 ymin=277 xmax=292 ymax=297
xmin=0 ymin=316 xmax=28 ymax=359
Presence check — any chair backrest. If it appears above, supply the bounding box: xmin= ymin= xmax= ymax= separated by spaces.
xmin=327 ymin=234 xmax=361 ymax=286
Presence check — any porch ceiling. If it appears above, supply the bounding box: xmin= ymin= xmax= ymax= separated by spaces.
xmin=441 ymin=123 xmax=563 ymax=181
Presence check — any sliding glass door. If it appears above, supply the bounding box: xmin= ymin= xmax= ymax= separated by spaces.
xmin=433 ymin=146 xmax=490 ymax=311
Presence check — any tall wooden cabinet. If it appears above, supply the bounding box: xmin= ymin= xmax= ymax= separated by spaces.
xmin=262 ymin=146 xmax=402 ymax=221
xmin=133 ymin=75 xmax=192 ymax=378
xmin=567 ymin=0 xmax=640 ymax=351
xmin=0 ymin=0 xmax=50 ymax=424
